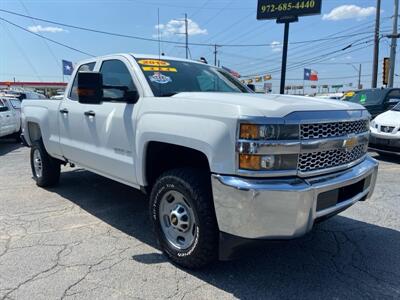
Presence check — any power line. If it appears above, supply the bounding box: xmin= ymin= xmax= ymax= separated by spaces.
xmin=18 ymin=0 xmax=61 ymax=70
xmin=242 ymin=39 xmax=374 ymax=77
xmin=0 ymin=17 xmax=95 ymax=56
xmin=0 ymin=9 xmax=389 ymax=48
xmin=1 ymin=21 xmax=43 ymax=81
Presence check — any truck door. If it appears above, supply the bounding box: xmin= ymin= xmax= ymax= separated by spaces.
xmin=0 ymin=99 xmax=15 ymax=136
xmin=84 ymin=58 xmax=138 ymax=184
xmin=59 ymin=58 xmax=138 ymax=185
xmin=59 ymin=62 xmax=97 ymax=165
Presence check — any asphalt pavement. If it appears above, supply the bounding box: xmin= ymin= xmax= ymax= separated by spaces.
xmin=0 ymin=138 xmax=399 ymax=299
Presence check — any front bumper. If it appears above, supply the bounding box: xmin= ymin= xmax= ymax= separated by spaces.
xmin=369 ymin=135 xmax=400 ymax=156
xmin=211 ymin=156 xmax=378 ymax=242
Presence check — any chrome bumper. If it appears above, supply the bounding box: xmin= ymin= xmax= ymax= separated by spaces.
xmin=211 ymin=156 xmax=378 ymax=239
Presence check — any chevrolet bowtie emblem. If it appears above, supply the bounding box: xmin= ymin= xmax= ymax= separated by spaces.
xmin=343 ymin=135 xmax=358 ymax=151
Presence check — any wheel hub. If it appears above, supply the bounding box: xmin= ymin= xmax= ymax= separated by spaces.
xmin=33 ymin=149 xmax=43 ymax=178
xmin=169 ymin=204 xmax=190 ymax=232
xmin=159 ymin=190 xmax=197 ymax=250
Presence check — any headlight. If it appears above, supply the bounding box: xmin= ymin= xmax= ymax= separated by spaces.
xmin=239 ymin=154 xmax=298 ymax=171
xmin=237 ymin=122 xmax=300 ymax=172
xmin=370 ymin=120 xmax=378 ymax=129
xmin=239 ymin=124 xmax=299 ymax=140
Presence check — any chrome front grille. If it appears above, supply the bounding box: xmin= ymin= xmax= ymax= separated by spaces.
xmin=298 ymin=144 xmax=368 ymax=173
xmin=380 ymin=126 xmax=395 ymax=133
xmin=300 ymin=119 xmax=369 ymax=140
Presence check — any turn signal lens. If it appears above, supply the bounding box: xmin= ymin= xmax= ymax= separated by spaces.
xmin=239 ymin=154 xmax=261 ymax=170
xmin=239 ymin=124 xmax=260 ymax=139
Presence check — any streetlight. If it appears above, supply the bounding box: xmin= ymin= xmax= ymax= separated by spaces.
xmin=347 ymin=63 xmax=362 ymax=90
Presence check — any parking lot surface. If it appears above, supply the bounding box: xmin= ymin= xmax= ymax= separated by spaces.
xmin=0 ymin=139 xmax=399 ymax=300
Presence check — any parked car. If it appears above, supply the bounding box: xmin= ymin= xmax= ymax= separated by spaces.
xmin=346 ymin=88 xmax=400 ymax=118
xmin=0 ymin=97 xmax=21 ymax=140
xmin=316 ymin=93 xmax=344 ymax=100
xmin=5 ymin=90 xmax=47 ymax=101
xmin=369 ymin=102 xmax=400 ymax=157
xmin=21 ymin=53 xmax=378 ymax=268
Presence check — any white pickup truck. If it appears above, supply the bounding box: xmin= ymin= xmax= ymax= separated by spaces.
xmin=0 ymin=96 xmax=21 ymax=140
xmin=21 ymin=53 xmax=379 ymax=268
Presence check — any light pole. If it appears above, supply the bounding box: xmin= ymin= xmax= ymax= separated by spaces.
xmin=372 ymin=0 xmax=381 ymax=88
xmin=388 ymin=0 xmax=399 ymax=87
xmin=348 ymin=63 xmax=362 ymax=89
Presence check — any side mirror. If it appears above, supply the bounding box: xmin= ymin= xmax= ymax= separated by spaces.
xmin=77 ymin=72 xmax=103 ymax=104
xmin=247 ymin=84 xmax=256 ymax=92
xmin=125 ymin=90 xmax=139 ymax=104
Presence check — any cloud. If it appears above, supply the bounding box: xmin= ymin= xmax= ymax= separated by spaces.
xmin=28 ymin=25 xmax=67 ymax=33
xmin=322 ymin=5 xmax=376 ymax=21
xmin=154 ymin=18 xmax=207 ymax=38
xmin=270 ymin=41 xmax=282 ymax=52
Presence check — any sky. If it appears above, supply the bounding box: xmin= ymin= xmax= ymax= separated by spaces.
xmin=0 ymin=0 xmax=399 ymax=93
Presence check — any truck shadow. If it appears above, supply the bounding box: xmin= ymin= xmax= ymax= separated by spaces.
xmin=51 ymin=168 xmax=400 ymax=299
xmin=369 ymin=151 xmax=400 ymax=164
xmin=0 ymin=138 xmax=23 ymax=156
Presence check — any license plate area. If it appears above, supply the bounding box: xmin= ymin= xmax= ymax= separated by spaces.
xmin=316 ymin=175 xmax=372 ymax=212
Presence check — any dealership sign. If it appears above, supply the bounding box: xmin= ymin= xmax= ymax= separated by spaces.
xmin=257 ymin=0 xmax=322 ymax=20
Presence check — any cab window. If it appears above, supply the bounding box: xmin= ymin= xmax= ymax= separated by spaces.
xmin=69 ymin=62 xmax=96 ymax=100
xmin=386 ymin=89 xmax=400 ymax=100
xmin=0 ymin=99 xmax=9 ymax=111
xmin=99 ymin=59 xmax=137 ymax=102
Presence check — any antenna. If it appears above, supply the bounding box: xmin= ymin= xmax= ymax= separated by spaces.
xmin=157 ymin=8 xmax=161 ymax=58
xmin=157 ymin=8 xmax=162 ymax=96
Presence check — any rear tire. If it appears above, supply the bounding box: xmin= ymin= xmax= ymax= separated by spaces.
xmin=149 ymin=168 xmax=218 ymax=269
xmin=30 ymin=139 xmax=60 ymax=187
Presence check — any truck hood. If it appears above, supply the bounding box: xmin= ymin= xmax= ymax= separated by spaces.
xmin=172 ymin=92 xmax=365 ymax=118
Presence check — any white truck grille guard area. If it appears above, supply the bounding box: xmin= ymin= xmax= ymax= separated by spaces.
xmin=213 ymin=109 xmax=378 ymax=244
xmin=236 ymin=110 xmax=371 ymax=178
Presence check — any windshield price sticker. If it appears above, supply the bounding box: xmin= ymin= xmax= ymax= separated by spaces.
xmin=149 ymin=72 xmax=172 ymax=84
xmin=142 ymin=66 xmax=177 ymax=72
xmin=257 ymin=0 xmax=321 ymax=20
xmin=138 ymin=59 xmax=170 ymax=66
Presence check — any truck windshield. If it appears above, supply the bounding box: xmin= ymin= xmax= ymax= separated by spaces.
xmin=134 ymin=57 xmax=249 ymax=97
xmin=347 ymin=89 xmax=385 ymax=105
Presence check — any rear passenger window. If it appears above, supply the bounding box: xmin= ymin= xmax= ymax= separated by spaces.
xmin=69 ymin=62 xmax=96 ymax=100
xmin=0 ymin=99 xmax=9 ymax=111
xmin=100 ymin=60 xmax=137 ymax=102
xmin=387 ymin=89 xmax=400 ymax=99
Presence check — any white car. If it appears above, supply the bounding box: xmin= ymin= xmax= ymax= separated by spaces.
xmin=0 ymin=97 xmax=21 ymax=139
xmin=369 ymin=102 xmax=400 ymax=156
xmin=21 ymin=53 xmax=378 ymax=268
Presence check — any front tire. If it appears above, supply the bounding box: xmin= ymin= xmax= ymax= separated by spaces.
xmin=149 ymin=168 xmax=218 ymax=269
xmin=30 ymin=139 xmax=60 ymax=187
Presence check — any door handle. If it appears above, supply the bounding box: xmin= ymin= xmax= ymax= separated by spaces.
xmin=59 ymin=108 xmax=69 ymax=114
xmin=84 ymin=110 xmax=95 ymax=117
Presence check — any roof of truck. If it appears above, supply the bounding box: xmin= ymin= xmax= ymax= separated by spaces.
xmin=130 ymin=53 xmax=208 ymax=65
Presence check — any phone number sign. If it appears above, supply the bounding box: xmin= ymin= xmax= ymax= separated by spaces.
xmin=257 ymin=0 xmax=322 ymax=20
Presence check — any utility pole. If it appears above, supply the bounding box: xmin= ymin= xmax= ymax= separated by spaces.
xmin=388 ymin=0 xmax=399 ymax=87
xmin=280 ymin=22 xmax=290 ymax=94
xmin=184 ymin=13 xmax=189 ymax=59
xmin=372 ymin=0 xmax=381 ymax=88
xmin=358 ymin=64 xmax=362 ymax=89
xmin=213 ymin=44 xmax=218 ymax=66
